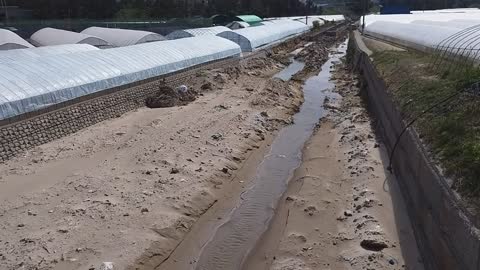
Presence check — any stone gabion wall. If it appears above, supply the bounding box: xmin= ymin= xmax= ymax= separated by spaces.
xmin=0 ymin=57 xmax=241 ymax=162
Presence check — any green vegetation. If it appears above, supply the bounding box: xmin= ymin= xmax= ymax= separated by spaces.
xmin=373 ymin=50 xmax=480 ymax=196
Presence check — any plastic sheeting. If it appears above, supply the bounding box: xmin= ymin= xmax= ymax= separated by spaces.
xmin=217 ymin=20 xmax=309 ymax=52
xmin=411 ymin=19 xmax=480 ymax=29
xmin=0 ymin=44 xmax=99 ymax=64
xmin=166 ymin=26 xmax=231 ymax=40
xmin=0 ymin=35 xmax=241 ymax=120
xmin=411 ymin=8 xmax=480 ymax=14
xmin=365 ymin=21 xmax=461 ymax=50
xmin=226 ymin=21 xmax=250 ymax=30
xmin=30 ymin=28 xmax=110 ymax=47
xmin=0 ymin=29 xmax=33 ymax=50
xmin=364 ymin=13 xmax=480 ymax=26
xmin=81 ymin=27 xmax=166 ymax=47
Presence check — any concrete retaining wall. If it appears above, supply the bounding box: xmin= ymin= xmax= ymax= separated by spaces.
xmin=349 ymin=33 xmax=480 ymax=270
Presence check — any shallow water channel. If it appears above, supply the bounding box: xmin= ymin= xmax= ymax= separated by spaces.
xmin=195 ymin=41 xmax=347 ymax=270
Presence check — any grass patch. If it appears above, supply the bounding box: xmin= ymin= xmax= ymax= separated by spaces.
xmin=372 ymin=50 xmax=480 ymax=196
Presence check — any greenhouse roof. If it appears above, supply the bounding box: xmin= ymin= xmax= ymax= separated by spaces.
xmin=235 ymin=15 xmax=263 ymax=25
xmin=30 ymin=28 xmax=110 ymax=47
xmin=0 ymin=44 xmax=99 ymax=64
xmin=218 ymin=20 xmax=309 ymax=52
xmin=166 ymin=26 xmax=231 ymax=40
xmin=0 ymin=35 xmax=241 ymax=120
xmin=365 ymin=21 xmax=462 ymax=51
xmin=0 ymin=29 xmax=34 ymax=50
xmin=81 ymin=27 xmax=166 ymax=47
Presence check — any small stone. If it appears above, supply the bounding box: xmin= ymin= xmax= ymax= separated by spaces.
xmin=360 ymin=239 xmax=388 ymax=251
xmin=57 ymin=228 xmax=69 ymax=233
xmin=344 ymin=210 xmax=353 ymax=217
xmin=389 ymin=259 xmax=395 ymax=265
xmin=141 ymin=208 xmax=149 ymax=213
xmin=99 ymin=262 xmax=114 ymax=270
xmin=17 ymin=224 xmax=25 ymax=228
xmin=170 ymin=168 xmax=179 ymax=174
xmin=221 ymin=168 xmax=229 ymax=174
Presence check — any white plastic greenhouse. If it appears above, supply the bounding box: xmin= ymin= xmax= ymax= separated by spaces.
xmin=30 ymin=28 xmax=110 ymax=47
xmin=364 ymin=21 xmax=463 ymax=51
xmin=0 ymin=44 xmax=99 ymax=63
xmin=166 ymin=26 xmax=231 ymax=40
xmin=0 ymin=29 xmax=34 ymax=50
xmin=410 ymin=19 xmax=480 ymax=29
xmin=217 ymin=20 xmax=309 ymax=52
xmin=0 ymin=35 xmax=241 ymax=120
xmin=81 ymin=27 xmax=166 ymax=47
xmin=364 ymin=13 xmax=480 ymax=26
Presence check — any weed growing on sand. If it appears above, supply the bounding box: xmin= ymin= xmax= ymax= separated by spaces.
xmin=373 ymin=50 xmax=480 ymax=197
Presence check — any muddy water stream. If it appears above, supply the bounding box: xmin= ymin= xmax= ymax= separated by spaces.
xmin=194 ymin=42 xmax=347 ymax=270
xmin=274 ymin=59 xmax=305 ymax=81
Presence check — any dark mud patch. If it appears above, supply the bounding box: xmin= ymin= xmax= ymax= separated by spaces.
xmin=146 ymin=85 xmax=197 ymax=108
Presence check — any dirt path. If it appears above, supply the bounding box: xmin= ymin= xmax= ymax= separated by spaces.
xmin=0 ymin=54 xmax=303 ymax=270
xmin=245 ymin=51 xmax=424 ymax=270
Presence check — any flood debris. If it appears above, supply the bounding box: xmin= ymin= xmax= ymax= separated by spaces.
xmin=146 ymin=85 xmax=197 ymax=108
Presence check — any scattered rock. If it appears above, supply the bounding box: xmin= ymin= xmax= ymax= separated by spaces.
xmin=58 ymin=228 xmax=69 ymax=233
xmin=344 ymin=210 xmax=353 ymax=217
xmin=98 ymin=262 xmax=114 ymax=270
xmin=360 ymin=239 xmax=388 ymax=251
xmin=211 ymin=133 xmax=223 ymax=141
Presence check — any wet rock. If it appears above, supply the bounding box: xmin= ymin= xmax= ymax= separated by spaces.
xmin=360 ymin=239 xmax=388 ymax=251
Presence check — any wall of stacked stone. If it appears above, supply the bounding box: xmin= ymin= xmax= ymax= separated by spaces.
xmin=0 ymin=57 xmax=241 ymax=162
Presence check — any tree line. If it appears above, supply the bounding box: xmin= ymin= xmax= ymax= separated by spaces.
xmin=8 ymin=0 xmax=327 ymax=20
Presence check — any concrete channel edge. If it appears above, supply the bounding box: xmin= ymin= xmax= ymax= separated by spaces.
xmin=349 ymin=32 xmax=480 ymax=270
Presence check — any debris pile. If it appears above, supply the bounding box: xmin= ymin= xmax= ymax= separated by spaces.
xmin=146 ymin=85 xmax=197 ymax=108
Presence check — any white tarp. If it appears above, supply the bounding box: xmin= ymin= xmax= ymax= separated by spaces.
xmin=81 ymin=27 xmax=166 ymax=47
xmin=217 ymin=20 xmax=309 ymax=52
xmin=30 ymin=28 xmax=110 ymax=47
xmin=0 ymin=29 xmax=34 ymax=50
xmin=167 ymin=26 xmax=231 ymax=40
xmin=0 ymin=44 xmax=99 ymax=63
xmin=0 ymin=35 xmax=241 ymax=120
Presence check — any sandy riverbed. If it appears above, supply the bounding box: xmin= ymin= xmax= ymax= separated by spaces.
xmin=245 ymin=51 xmax=425 ymax=270
xmin=0 ymin=52 xmax=303 ymax=270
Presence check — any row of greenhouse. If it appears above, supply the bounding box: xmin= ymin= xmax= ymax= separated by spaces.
xmin=0 ymin=15 xmax=345 ymax=121
xmin=0 ymin=15 xmax=344 ymax=50
xmin=363 ymin=8 xmax=480 ymax=54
